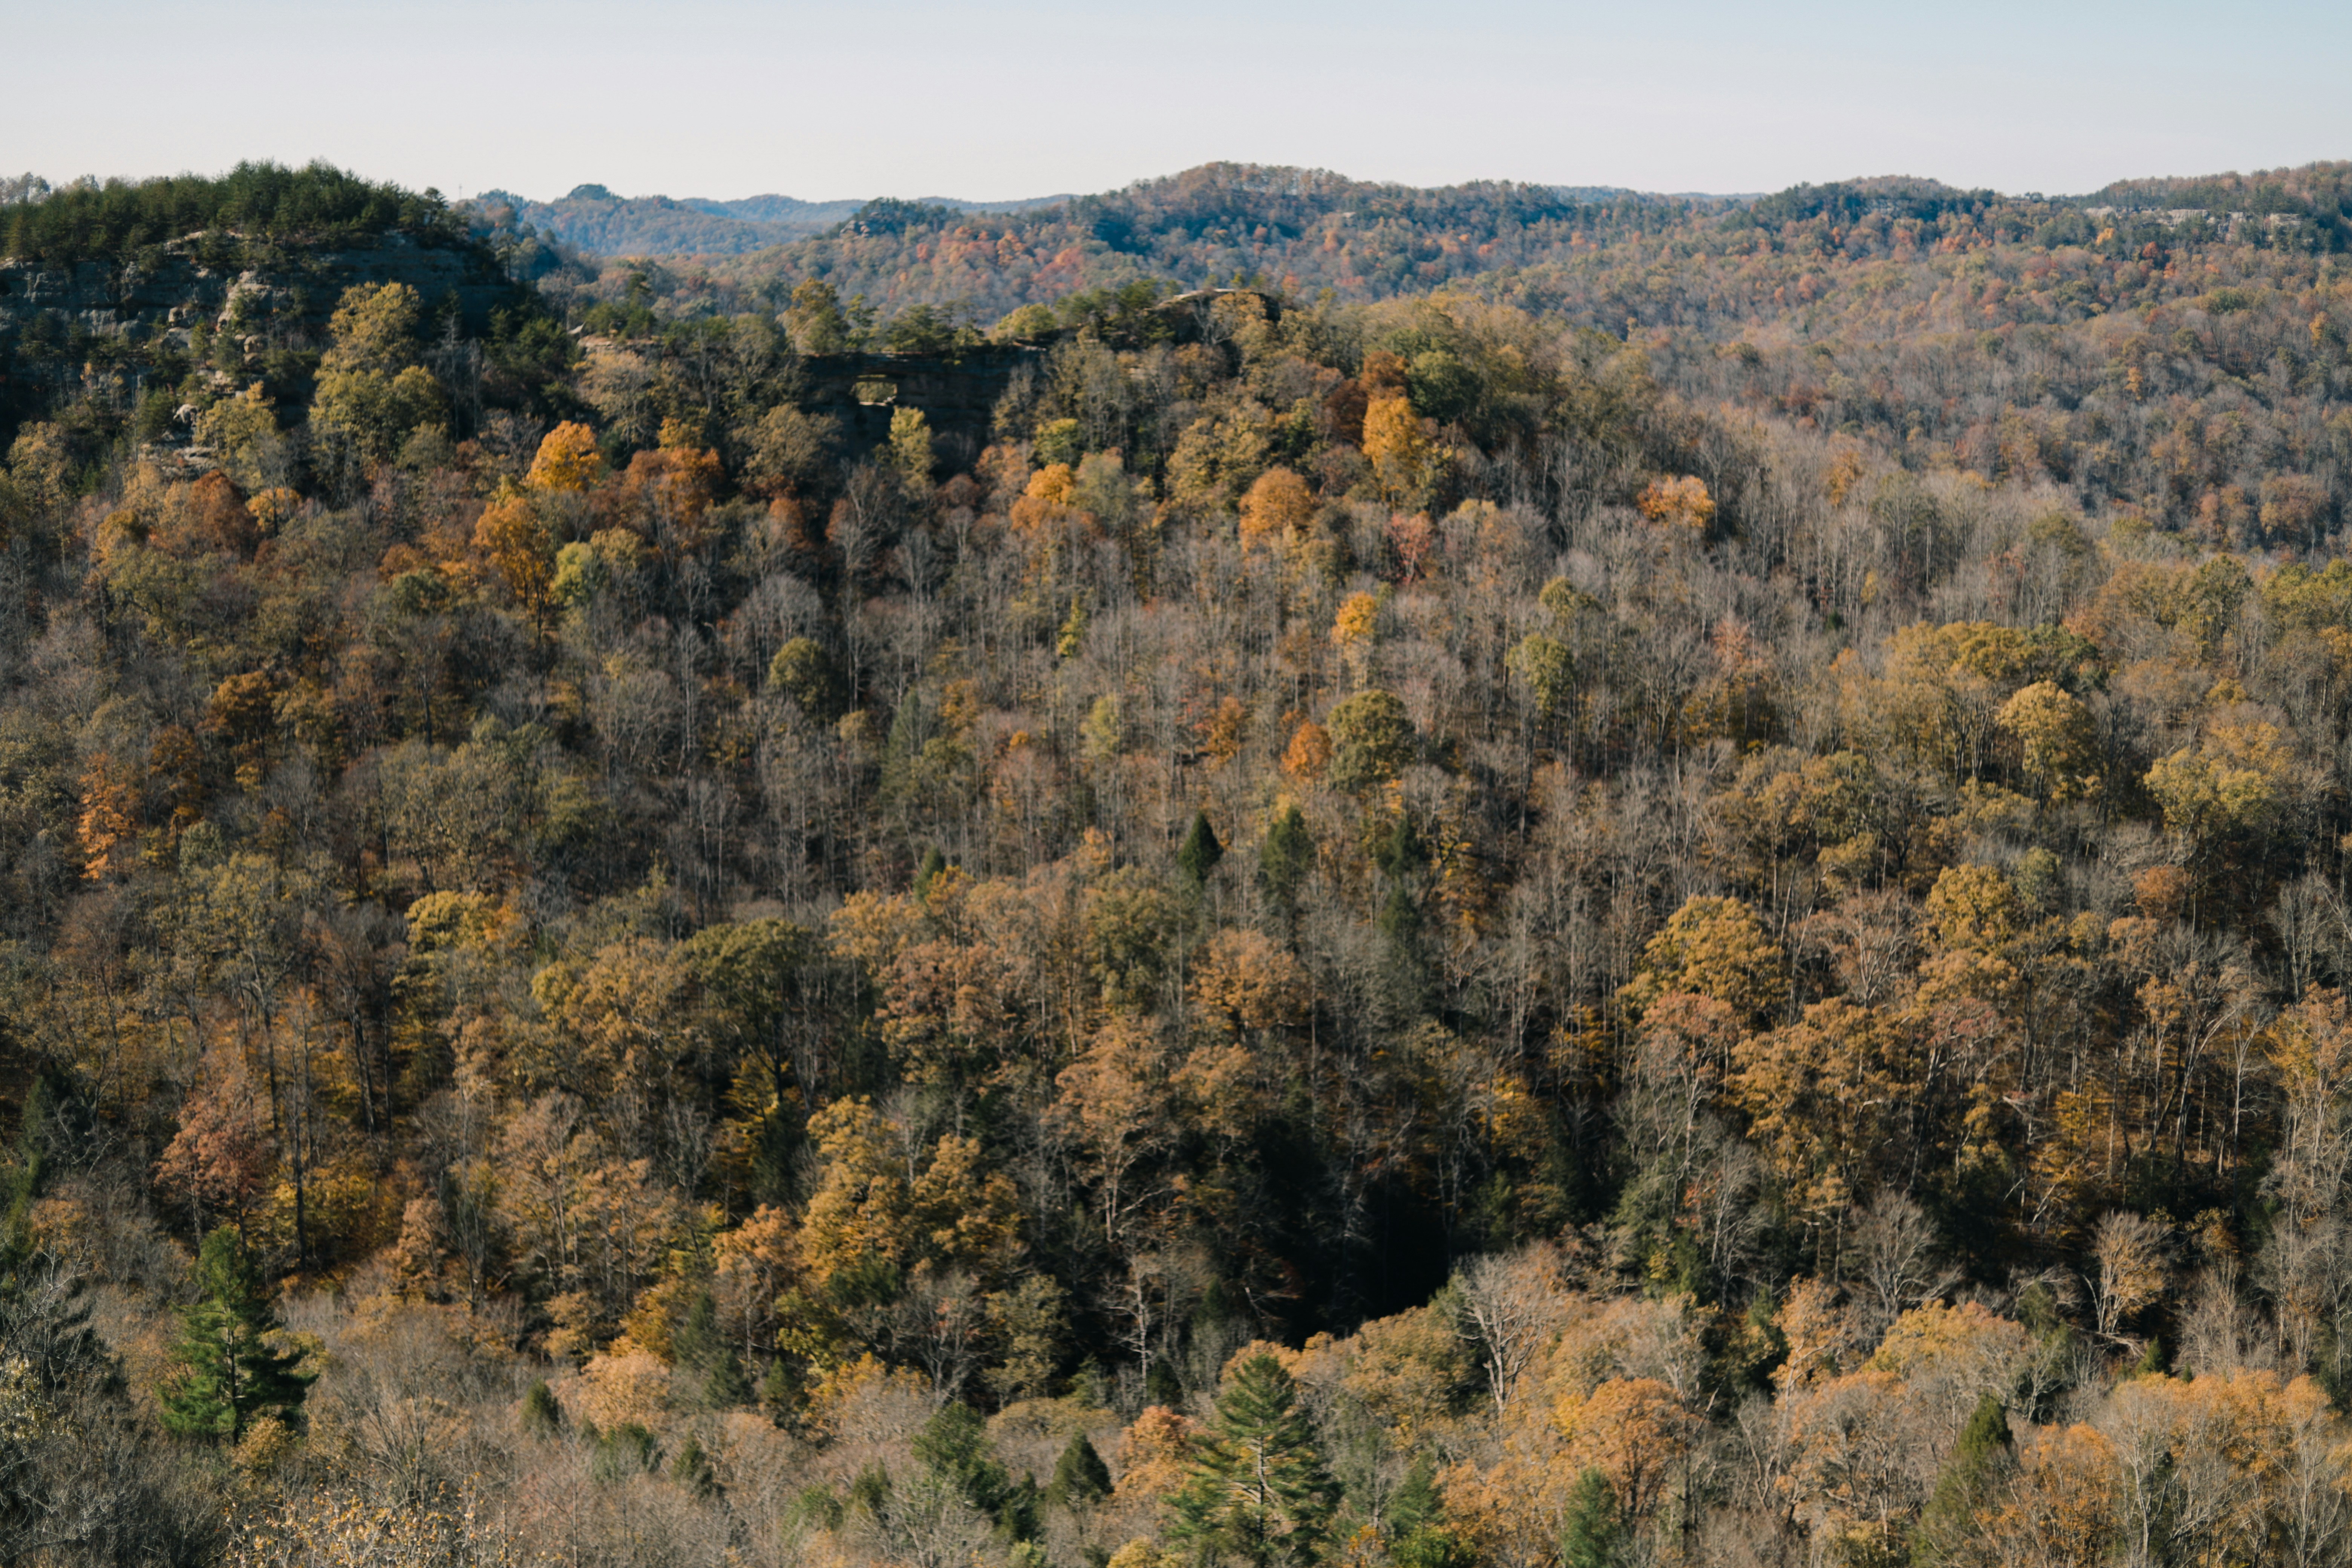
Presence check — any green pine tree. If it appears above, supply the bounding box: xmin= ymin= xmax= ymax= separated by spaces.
xmin=1558 ymin=1467 xmax=1623 ymax=1568
xmin=705 ymin=1348 xmax=754 ymax=1408
xmin=1389 ymin=1455 xmax=1467 ymax=1568
xmin=1911 ymin=1393 xmax=2011 ymax=1566
xmin=0 ymin=1070 xmax=60 ymax=1277
xmin=521 ymin=1378 xmax=564 ymax=1437
xmin=848 ymin=1461 xmax=894 ymax=1519
xmin=1371 ymin=813 xmax=1426 ymax=877
xmin=916 ymin=1400 xmax=1029 ymax=1533
xmin=593 ymin=1421 xmax=660 ymax=1481
xmin=1257 ymin=804 xmax=1314 ymax=915
xmin=1178 ymin=810 xmax=1225 ymax=886
xmin=671 ymin=1287 xmax=752 ymax=1407
xmin=673 ymin=1288 xmax=723 ymax=1368
xmin=760 ymin=1355 xmax=805 ymax=1419
xmin=1168 ymin=1351 xmax=1337 ymax=1568
xmin=786 ymin=1483 xmax=847 ymax=1531
xmin=159 ymin=1227 xmax=312 ymax=1443
xmin=1047 ymin=1432 xmax=1112 ymax=1509
xmin=671 ymin=1433 xmax=719 ymax=1498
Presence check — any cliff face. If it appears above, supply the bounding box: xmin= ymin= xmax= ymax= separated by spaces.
xmin=791 ymin=289 xmax=1282 ymax=461
xmin=0 ymin=228 xmax=519 ymax=346
xmin=795 ymin=345 xmax=1046 ymax=462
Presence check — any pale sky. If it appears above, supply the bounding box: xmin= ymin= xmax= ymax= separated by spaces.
xmin=7 ymin=0 xmax=2348 ymax=204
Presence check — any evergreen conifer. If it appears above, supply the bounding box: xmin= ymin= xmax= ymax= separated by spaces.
xmin=1047 ymin=1432 xmax=1112 ymax=1508
xmin=1258 ymin=804 xmax=1313 ymax=914
xmin=1388 ymin=1455 xmax=1466 ymax=1568
xmin=521 ymin=1378 xmax=564 ymax=1437
xmin=1178 ymin=811 xmax=1224 ymax=885
xmin=672 ymin=1433 xmax=719 ymax=1498
xmin=1168 ymin=1352 xmax=1337 ymax=1568
xmin=159 ymin=1227 xmax=312 ymax=1443
xmin=1911 ymin=1393 xmax=2011 ymax=1566
xmin=1558 ymin=1467 xmax=1622 ymax=1568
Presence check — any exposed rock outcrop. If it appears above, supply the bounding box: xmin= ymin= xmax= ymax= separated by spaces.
xmin=792 ymin=289 xmax=1282 ymax=458
xmin=0 ymin=228 xmax=519 ymax=346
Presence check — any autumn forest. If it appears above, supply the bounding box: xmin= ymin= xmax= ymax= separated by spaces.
xmin=3 ymin=155 xmax=2352 ymax=1566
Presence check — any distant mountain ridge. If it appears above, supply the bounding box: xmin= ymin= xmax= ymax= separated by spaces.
xmin=571 ymin=162 xmax=1732 ymax=321
xmin=470 ymin=174 xmax=1776 ymax=260
xmin=472 ymin=184 xmax=1075 ymax=257
xmin=464 ymin=158 xmax=2352 ymax=329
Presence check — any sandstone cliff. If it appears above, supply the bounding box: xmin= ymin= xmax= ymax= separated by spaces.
xmin=0 ymin=227 xmax=519 ymax=350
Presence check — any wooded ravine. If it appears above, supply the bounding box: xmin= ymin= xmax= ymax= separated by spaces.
xmin=2 ymin=156 xmax=2352 ymax=1566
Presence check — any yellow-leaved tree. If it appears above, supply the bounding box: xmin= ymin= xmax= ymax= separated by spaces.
xmin=1331 ymin=591 xmax=1380 ymax=685
xmin=526 ymin=421 xmax=605 ymax=492
xmin=1729 ymin=998 xmax=1903 ymax=1239
xmin=796 ymin=1097 xmax=1022 ymax=1290
xmin=1617 ymin=894 xmax=1788 ymax=1026
xmin=308 ymin=282 xmax=445 ymax=467
xmin=1636 ymin=475 xmax=1713 ymax=532
xmin=473 ymin=485 xmax=555 ymax=628
xmin=2144 ymin=718 xmax=2296 ymax=851
xmin=1362 ymin=396 xmax=1434 ymax=505
xmin=1239 ymin=466 xmax=1316 ymax=551
xmin=1997 ymin=679 xmax=2100 ymax=801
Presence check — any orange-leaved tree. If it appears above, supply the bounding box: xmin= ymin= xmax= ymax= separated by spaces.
xmin=527 ymin=421 xmax=605 ymax=492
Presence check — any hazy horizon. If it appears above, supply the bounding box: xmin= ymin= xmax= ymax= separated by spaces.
xmin=8 ymin=0 xmax=2348 ymax=205
xmin=15 ymin=159 xmax=2343 ymax=214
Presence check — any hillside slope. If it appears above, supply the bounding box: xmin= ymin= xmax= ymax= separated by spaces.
xmin=473 ymin=184 xmax=1076 ymax=257
xmin=598 ymin=161 xmax=2350 ymax=332
xmin=545 ymin=162 xmax=1710 ymax=326
xmin=9 ymin=154 xmax=2352 ymax=1568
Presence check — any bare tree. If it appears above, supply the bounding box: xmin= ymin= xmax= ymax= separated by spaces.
xmin=1453 ymin=1245 xmax=1569 ymax=1411
xmin=1843 ymin=1191 xmax=1960 ymax=1334
xmin=2090 ymin=1212 xmax=2171 ymax=1344
xmin=866 ymin=1470 xmax=994 ymax=1568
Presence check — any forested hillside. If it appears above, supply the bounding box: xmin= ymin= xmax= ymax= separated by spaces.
xmin=7 ymin=158 xmax=2352 ymax=1566
xmin=577 ymin=159 xmax=2351 ymax=331
xmin=466 ymin=188 xmax=1076 ymax=262
xmin=564 ymin=164 xmax=1721 ymax=325
xmin=470 ymin=186 xmax=859 ymax=256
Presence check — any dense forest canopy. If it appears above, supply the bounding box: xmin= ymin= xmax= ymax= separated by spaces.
xmin=6 ymin=155 xmax=2352 ymax=1566
xmin=466 ymin=186 xmax=854 ymax=257
xmin=467 ymin=186 xmax=1079 ymax=260
xmin=1 ymin=161 xmax=466 ymax=266
xmin=507 ymin=157 xmax=2352 ymax=326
